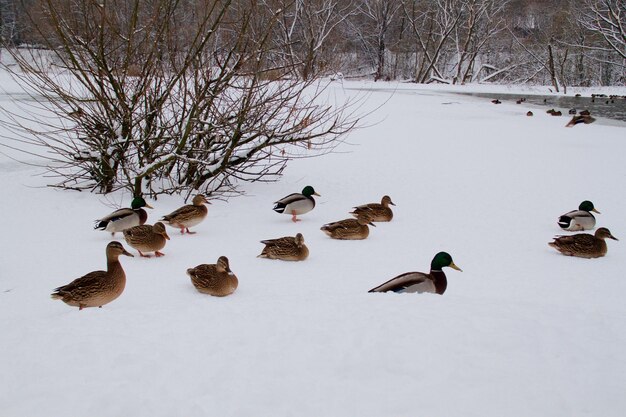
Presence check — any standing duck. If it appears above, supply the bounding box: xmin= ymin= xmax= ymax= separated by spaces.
xmin=258 ymin=233 xmax=309 ymax=261
xmin=160 ymin=194 xmax=210 ymax=234
xmin=558 ymin=200 xmax=600 ymax=231
xmin=94 ymin=196 xmax=153 ymax=236
xmin=320 ymin=212 xmax=376 ymax=240
xmin=187 ymin=256 xmax=238 ymax=296
xmin=123 ymin=222 xmax=170 ymax=257
xmin=51 ymin=241 xmax=133 ymax=310
xmin=350 ymin=195 xmax=396 ymax=222
xmin=273 ymin=186 xmax=320 ymax=222
xmin=368 ymin=252 xmax=462 ymax=294
xmin=549 ymin=227 xmax=618 ymax=258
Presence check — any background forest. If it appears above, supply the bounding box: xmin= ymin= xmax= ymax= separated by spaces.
xmin=2 ymin=0 xmax=624 ymax=89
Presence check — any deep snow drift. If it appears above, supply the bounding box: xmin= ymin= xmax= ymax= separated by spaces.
xmin=1 ymin=76 xmax=625 ymax=417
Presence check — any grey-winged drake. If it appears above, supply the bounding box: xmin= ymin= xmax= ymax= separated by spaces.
xmin=273 ymin=186 xmax=320 ymax=222
xmin=94 ymin=196 xmax=153 ymax=236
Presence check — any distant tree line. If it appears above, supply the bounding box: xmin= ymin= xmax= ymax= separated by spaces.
xmin=2 ymin=0 xmax=623 ymax=88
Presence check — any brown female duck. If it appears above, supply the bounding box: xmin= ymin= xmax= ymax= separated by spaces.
xmin=258 ymin=233 xmax=309 ymax=261
xmin=320 ymin=212 xmax=376 ymax=240
xmin=161 ymin=194 xmax=210 ymax=234
xmin=187 ymin=256 xmax=238 ymax=296
xmin=350 ymin=195 xmax=395 ymax=222
xmin=51 ymin=241 xmax=133 ymax=310
xmin=123 ymin=222 xmax=170 ymax=257
xmin=549 ymin=227 xmax=618 ymax=258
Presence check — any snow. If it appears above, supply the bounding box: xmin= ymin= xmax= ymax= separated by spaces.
xmin=1 ymin=75 xmax=626 ymax=417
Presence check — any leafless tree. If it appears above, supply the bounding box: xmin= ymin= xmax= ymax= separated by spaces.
xmin=0 ymin=0 xmax=360 ymax=198
xmin=578 ymin=0 xmax=626 ymax=65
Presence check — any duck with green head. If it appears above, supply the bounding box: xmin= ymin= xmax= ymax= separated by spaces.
xmin=273 ymin=186 xmax=320 ymax=222
xmin=95 ymin=196 xmax=153 ymax=236
xmin=368 ymin=252 xmax=462 ymax=295
xmin=558 ymin=200 xmax=600 ymax=231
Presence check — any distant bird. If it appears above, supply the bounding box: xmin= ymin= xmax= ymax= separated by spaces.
xmin=187 ymin=256 xmax=238 ymax=296
xmin=161 ymin=194 xmax=210 ymax=234
xmin=94 ymin=196 xmax=153 ymax=236
xmin=549 ymin=227 xmax=618 ymax=258
xmin=258 ymin=233 xmax=309 ymax=261
xmin=350 ymin=195 xmax=395 ymax=222
xmin=526 ymin=111 xmax=534 ymax=116
xmin=566 ymin=114 xmax=596 ymax=127
xmin=516 ymin=99 xmax=522 ymax=104
xmin=546 ymin=108 xmax=556 ymax=114
xmin=320 ymin=212 xmax=376 ymax=240
xmin=368 ymin=252 xmax=462 ymax=295
xmin=551 ymin=110 xmax=562 ymax=116
xmin=579 ymin=109 xmax=591 ymax=116
xmin=491 ymin=99 xmax=501 ymax=104
xmin=558 ymin=200 xmax=600 ymax=231
xmin=51 ymin=241 xmax=133 ymax=310
xmin=575 ymin=94 xmax=581 ymax=97
xmin=273 ymin=186 xmax=320 ymax=222
xmin=568 ymin=108 xmax=576 ymax=115
xmin=123 ymin=222 xmax=170 ymax=257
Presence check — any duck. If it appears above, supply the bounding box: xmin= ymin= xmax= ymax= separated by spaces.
xmin=565 ymin=114 xmax=596 ymax=127
xmin=368 ymin=252 xmax=462 ymax=295
xmin=568 ymin=108 xmax=577 ymax=115
xmin=579 ymin=109 xmax=591 ymax=116
xmin=160 ymin=194 xmax=210 ymax=234
xmin=187 ymin=256 xmax=238 ymax=296
xmin=273 ymin=186 xmax=320 ymax=222
xmin=123 ymin=222 xmax=170 ymax=257
xmin=258 ymin=233 xmax=309 ymax=261
xmin=320 ymin=212 xmax=376 ymax=240
xmin=94 ymin=196 xmax=153 ymax=236
xmin=558 ymin=200 xmax=600 ymax=231
xmin=526 ymin=111 xmax=534 ymax=116
xmin=350 ymin=195 xmax=395 ymax=222
xmin=549 ymin=227 xmax=618 ymax=258
xmin=491 ymin=99 xmax=501 ymax=104
xmin=51 ymin=241 xmax=133 ymax=310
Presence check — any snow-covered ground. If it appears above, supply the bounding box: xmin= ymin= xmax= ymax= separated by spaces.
xmin=1 ymin=75 xmax=625 ymax=417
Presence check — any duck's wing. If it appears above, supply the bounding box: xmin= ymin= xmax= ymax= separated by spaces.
xmin=52 ymin=270 xmax=107 ymax=296
xmin=94 ymin=208 xmax=135 ymax=228
xmin=551 ymin=233 xmax=596 ymax=251
xmin=260 ymin=236 xmax=296 ymax=246
xmin=368 ymin=272 xmax=435 ymax=293
xmin=161 ymin=205 xmax=195 ymax=222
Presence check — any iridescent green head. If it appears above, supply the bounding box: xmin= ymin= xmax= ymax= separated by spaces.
xmin=301 ymin=186 xmax=320 ymax=197
xmin=430 ymin=252 xmax=462 ymax=272
xmin=579 ymin=200 xmax=599 ymax=213
xmin=131 ymin=196 xmax=153 ymax=210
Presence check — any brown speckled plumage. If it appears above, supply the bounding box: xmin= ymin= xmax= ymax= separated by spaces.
xmin=350 ymin=195 xmax=395 ymax=222
xmin=320 ymin=212 xmax=376 ymax=240
xmin=123 ymin=222 xmax=170 ymax=257
xmin=161 ymin=194 xmax=210 ymax=234
xmin=187 ymin=256 xmax=238 ymax=296
xmin=549 ymin=227 xmax=618 ymax=258
xmin=51 ymin=241 xmax=133 ymax=310
xmin=258 ymin=233 xmax=309 ymax=261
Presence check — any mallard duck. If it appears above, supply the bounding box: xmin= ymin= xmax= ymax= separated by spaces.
xmin=549 ymin=227 xmax=618 ymax=258
xmin=558 ymin=200 xmax=600 ymax=231
xmin=123 ymin=222 xmax=170 ymax=257
xmin=273 ymin=186 xmax=320 ymax=222
xmin=368 ymin=252 xmax=462 ymax=295
xmin=94 ymin=196 xmax=153 ymax=236
xmin=51 ymin=241 xmax=133 ymax=310
xmin=320 ymin=212 xmax=375 ymax=240
xmin=566 ymin=114 xmax=596 ymax=127
xmin=187 ymin=256 xmax=238 ymax=296
xmin=526 ymin=111 xmax=534 ymax=116
xmin=258 ymin=233 xmax=309 ymax=261
xmin=161 ymin=194 xmax=210 ymax=234
xmin=350 ymin=195 xmax=395 ymax=222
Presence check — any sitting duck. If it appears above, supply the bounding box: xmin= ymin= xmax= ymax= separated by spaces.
xmin=368 ymin=252 xmax=462 ymax=295
xmin=187 ymin=256 xmax=238 ymax=296
xmin=558 ymin=200 xmax=600 ymax=231
xmin=320 ymin=212 xmax=376 ymax=240
xmin=258 ymin=233 xmax=309 ymax=261
xmin=350 ymin=195 xmax=395 ymax=222
xmin=549 ymin=227 xmax=618 ymax=258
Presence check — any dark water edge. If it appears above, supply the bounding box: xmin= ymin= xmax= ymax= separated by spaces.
xmin=455 ymin=91 xmax=626 ymax=123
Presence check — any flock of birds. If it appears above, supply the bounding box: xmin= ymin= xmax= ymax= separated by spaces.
xmin=50 ymin=182 xmax=618 ymax=311
xmin=491 ymin=96 xmax=601 ymax=127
